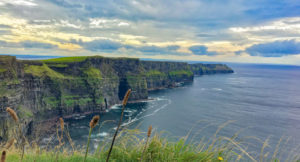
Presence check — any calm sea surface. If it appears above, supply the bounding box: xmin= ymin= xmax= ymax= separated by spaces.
xmin=59 ymin=63 xmax=300 ymax=159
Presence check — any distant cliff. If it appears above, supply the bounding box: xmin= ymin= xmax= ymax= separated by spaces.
xmin=190 ymin=63 xmax=234 ymax=75
xmin=0 ymin=55 xmax=233 ymax=141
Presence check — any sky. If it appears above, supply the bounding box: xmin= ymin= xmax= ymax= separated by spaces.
xmin=0 ymin=0 xmax=300 ymax=65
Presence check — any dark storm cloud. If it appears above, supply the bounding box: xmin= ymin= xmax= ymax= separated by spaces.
xmin=189 ymin=45 xmax=217 ymax=56
xmin=134 ymin=45 xmax=184 ymax=55
xmin=22 ymin=41 xmax=58 ymax=49
xmin=245 ymin=40 xmax=300 ymax=57
xmin=70 ymin=38 xmax=183 ymax=54
xmin=0 ymin=24 xmax=12 ymax=29
xmin=0 ymin=30 xmax=11 ymax=35
xmin=81 ymin=39 xmax=122 ymax=52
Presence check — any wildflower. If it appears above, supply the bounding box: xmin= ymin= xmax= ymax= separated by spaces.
xmin=218 ymin=156 xmax=223 ymax=161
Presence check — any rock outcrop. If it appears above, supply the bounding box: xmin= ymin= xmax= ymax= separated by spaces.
xmin=0 ymin=55 xmax=233 ymax=141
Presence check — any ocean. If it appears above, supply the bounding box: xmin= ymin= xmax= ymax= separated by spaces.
xmin=47 ymin=63 xmax=300 ymax=160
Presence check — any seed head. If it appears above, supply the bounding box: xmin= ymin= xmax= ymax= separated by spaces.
xmin=59 ymin=117 xmax=64 ymax=132
xmin=5 ymin=138 xmax=15 ymax=149
xmin=147 ymin=125 xmax=152 ymax=137
xmin=6 ymin=107 xmax=18 ymax=122
xmin=89 ymin=115 xmax=100 ymax=129
xmin=122 ymin=89 xmax=132 ymax=106
xmin=1 ymin=151 xmax=6 ymax=162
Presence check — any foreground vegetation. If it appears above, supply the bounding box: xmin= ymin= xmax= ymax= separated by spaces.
xmin=1 ymin=90 xmax=300 ymax=162
xmin=2 ymin=134 xmax=231 ymax=162
xmin=2 ymin=128 xmax=300 ymax=162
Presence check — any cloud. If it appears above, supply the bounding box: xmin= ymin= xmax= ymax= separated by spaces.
xmin=0 ymin=24 xmax=12 ymax=29
xmin=188 ymin=45 xmax=217 ymax=56
xmin=229 ymin=17 xmax=300 ymax=44
xmin=166 ymin=45 xmax=180 ymax=51
xmin=0 ymin=0 xmax=37 ymax=6
xmin=133 ymin=45 xmax=183 ymax=55
xmin=196 ymin=33 xmax=215 ymax=38
xmin=72 ymin=38 xmax=183 ymax=54
xmin=1 ymin=0 xmax=300 ymax=64
xmin=89 ymin=18 xmax=130 ymax=29
xmin=81 ymin=39 xmax=122 ymax=52
xmin=47 ymin=0 xmax=82 ymax=8
xmin=0 ymin=30 xmax=11 ymax=35
xmin=245 ymin=40 xmax=300 ymax=57
xmin=22 ymin=41 xmax=58 ymax=49
xmin=0 ymin=40 xmax=57 ymax=49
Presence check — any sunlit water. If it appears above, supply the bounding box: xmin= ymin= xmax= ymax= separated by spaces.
xmin=53 ymin=63 xmax=300 ymax=159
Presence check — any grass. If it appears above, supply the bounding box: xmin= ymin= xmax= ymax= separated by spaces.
xmin=42 ymin=56 xmax=89 ymax=63
xmin=169 ymin=70 xmax=194 ymax=77
xmin=84 ymin=67 xmax=102 ymax=78
xmin=0 ymin=68 xmax=7 ymax=73
xmin=24 ymin=64 xmax=65 ymax=78
xmin=2 ymin=130 xmax=236 ymax=162
xmin=145 ymin=70 xmax=167 ymax=77
xmin=5 ymin=128 xmax=299 ymax=162
xmin=61 ymin=95 xmax=93 ymax=108
xmin=2 ymin=123 xmax=300 ymax=162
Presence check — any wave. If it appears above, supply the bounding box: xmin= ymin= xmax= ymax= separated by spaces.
xmin=96 ymin=132 xmax=109 ymax=137
xmin=120 ymin=98 xmax=172 ymax=127
xmin=212 ymin=88 xmax=222 ymax=91
xmin=110 ymin=104 xmax=122 ymax=110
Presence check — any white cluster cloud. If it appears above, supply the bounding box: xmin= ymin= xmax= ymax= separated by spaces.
xmin=0 ymin=0 xmax=37 ymax=6
xmin=229 ymin=17 xmax=300 ymax=43
xmin=89 ymin=18 xmax=130 ymax=29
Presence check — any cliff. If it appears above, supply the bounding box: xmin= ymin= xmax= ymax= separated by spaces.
xmin=190 ymin=63 xmax=234 ymax=75
xmin=0 ymin=55 xmax=233 ymax=141
xmin=141 ymin=61 xmax=193 ymax=90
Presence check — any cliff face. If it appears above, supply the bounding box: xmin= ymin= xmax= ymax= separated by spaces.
xmin=0 ymin=56 xmax=233 ymax=141
xmin=141 ymin=61 xmax=193 ymax=90
xmin=190 ymin=63 xmax=234 ymax=75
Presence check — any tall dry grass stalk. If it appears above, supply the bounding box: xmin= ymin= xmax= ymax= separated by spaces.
xmin=84 ymin=115 xmax=100 ymax=162
xmin=147 ymin=125 xmax=152 ymax=138
xmin=89 ymin=115 xmax=100 ymax=129
xmin=5 ymin=138 xmax=15 ymax=150
xmin=140 ymin=125 xmax=152 ymax=162
xmin=6 ymin=107 xmax=18 ymax=122
xmin=65 ymin=126 xmax=75 ymax=154
xmin=1 ymin=151 xmax=6 ymax=162
xmin=106 ymin=89 xmax=131 ymax=162
xmin=55 ymin=118 xmax=66 ymax=162
xmin=59 ymin=118 xmax=64 ymax=132
xmin=5 ymin=107 xmax=25 ymax=162
xmin=122 ymin=89 xmax=131 ymax=107
xmin=57 ymin=118 xmax=65 ymax=145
